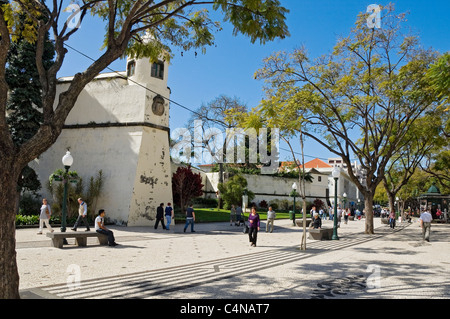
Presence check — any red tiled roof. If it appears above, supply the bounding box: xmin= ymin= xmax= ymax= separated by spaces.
xmin=280 ymin=158 xmax=331 ymax=169
xmin=302 ymin=158 xmax=332 ymax=169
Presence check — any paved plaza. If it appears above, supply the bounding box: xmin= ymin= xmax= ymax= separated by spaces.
xmin=17 ymin=217 xmax=449 ymax=300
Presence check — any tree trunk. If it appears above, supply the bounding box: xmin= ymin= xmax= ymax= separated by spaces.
xmin=388 ymin=192 xmax=396 ymax=215
xmin=0 ymin=161 xmax=21 ymax=299
xmin=364 ymin=195 xmax=375 ymax=234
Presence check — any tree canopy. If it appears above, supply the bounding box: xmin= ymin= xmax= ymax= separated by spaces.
xmin=0 ymin=0 xmax=290 ymax=298
xmin=241 ymin=4 xmax=444 ymax=234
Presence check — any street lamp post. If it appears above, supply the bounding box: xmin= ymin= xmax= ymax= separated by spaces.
xmin=61 ymin=151 xmax=74 ymax=233
xmin=332 ymin=167 xmax=340 ymax=240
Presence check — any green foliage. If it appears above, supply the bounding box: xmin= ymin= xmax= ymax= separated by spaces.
xmin=47 ymin=169 xmax=103 ymax=220
xmin=218 ymin=174 xmax=254 ymax=209
xmin=5 ymin=14 xmax=55 ymax=193
xmin=18 ymin=193 xmax=41 ymax=216
xmin=99 ymin=0 xmax=290 ymax=61
xmin=15 ymin=214 xmax=39 ymax=226
xmin=427 ymin=52 xmax=450 ymax=105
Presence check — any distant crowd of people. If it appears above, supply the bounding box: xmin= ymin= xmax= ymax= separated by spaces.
xmin=35 ymin=196 xmax=445 ymax=247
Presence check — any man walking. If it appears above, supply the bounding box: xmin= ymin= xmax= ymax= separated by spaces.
xmin=72 ymin=198 xmax=90 ymax=231
xmin=165 ymin=203 xmax=174 ymax=230
xmin=419 ymin=209 xmax=433 ymax=242
xmin=183 ymin=204 xmax=195 ymax=233
xmin=235 ymin=205 xmax=243 ymax=226
xmin=266 ymin=206 xmax=276 ymax=233
xmin=154 ymin=203 xmax=166 ymax=230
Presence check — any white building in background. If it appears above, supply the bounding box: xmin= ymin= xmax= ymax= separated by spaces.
xmin=31 ymin=53 xmax=173 ymax=226
xmin=196 ymin=157 xmax=362 ymax=209
xmin=327 ymin=157 xmax=366 ymax=208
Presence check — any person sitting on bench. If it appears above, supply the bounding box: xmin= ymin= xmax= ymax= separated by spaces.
xmin=311 ymin=212 xmax=322 ymax=229
xmin=95 ymin=209 xmax=119 ymax=247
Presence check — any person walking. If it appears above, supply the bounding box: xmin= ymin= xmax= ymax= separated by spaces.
xmin=183 ymin=204 xmax=195 ymax=233
xmin=344 ymin=208 xmax=349 ymax=224
xmin=72 ymin=198 xmax=90 ymax=231
xmin=319 ymin=208 xmax=325 ymax=220
xmin=248 ymin=206 xmax=260 ymax=247
xmin=95 ymin=209 xmax=118 ymax=246
xmin=154 ymin=203 xmax=166 ymax=230
xmin=389 ymin=210 xmax=396 ymax=229
xmin=266 ymin=206 xmax=276 ymax=233
xmin=337 ymin=206 xmax=342 ymax=228
xmin=235 ymin=205 xmax=243 ymax=226
xmin=37 ymin=198 xmax=54 ymax=234
xmin=419 ymin=209 xmax=433 ymax=242
xmin=230 ymin=204 xmax=236 ymax=226
xmin=165 ymin=203 xmax=174 ymax=230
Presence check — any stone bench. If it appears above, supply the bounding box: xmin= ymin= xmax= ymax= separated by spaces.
xmin=47 ymin=231 xmax=108 ymax=248
xmin=295 ymin=219 xmax=312 ymax=227
xmin=381 ymin=218 xmax=389 ymax=224
xmin=308 ymin=227 xmax=333 ymax=240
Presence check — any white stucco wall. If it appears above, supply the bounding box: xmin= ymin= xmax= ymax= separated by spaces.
xmin=201 ymin=172 xmax=329 ymax=205
xmin=128 ymin=127 xmax=172 ymax=226
xmin=31 ymin=126 xmax=142 ymax=224
xmin=32 ymin=55 xmax=173 ymax=226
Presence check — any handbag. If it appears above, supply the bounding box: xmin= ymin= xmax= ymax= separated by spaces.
xmin=243 ymin=222 xmax=249 ymax=234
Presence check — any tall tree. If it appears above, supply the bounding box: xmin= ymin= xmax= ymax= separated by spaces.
xmin=172 ymin=165 xmax=204 ymax=212
xmin=0 ymin=0 xmax=290 ymax=298
xmin=226 ymin=101 xmax=311 ymax=249
xmin=253 ymin=4 xmax=441 ymax=234
xmin=382 ymin=112 xmax=442 ymax=218
xmin=187 ymin=94 xmax=248 ymax=209
xmin=6 ymin=15 xmax=55 ymax=194
xmin=420 ymin=53 xmax=450 ymax=190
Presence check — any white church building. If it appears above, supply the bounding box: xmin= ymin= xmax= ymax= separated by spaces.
xmin=32 ymin=55 xmax=173 ymax=226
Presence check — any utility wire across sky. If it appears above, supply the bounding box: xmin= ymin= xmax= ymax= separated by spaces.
xmin=62 ymin=42 xmax=333 ymax=163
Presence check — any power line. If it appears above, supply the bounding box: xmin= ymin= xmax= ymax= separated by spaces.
xmin=62 ymin=43 xmax=335 ymax=163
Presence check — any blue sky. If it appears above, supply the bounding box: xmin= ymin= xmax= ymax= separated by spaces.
xmin=57 ymin=0 xmax=450 ymax=164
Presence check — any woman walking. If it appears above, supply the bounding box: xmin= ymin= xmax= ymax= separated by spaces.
xmin=389 ymin=210 xmax=396 ymax=229
xmin=248 ymin=206 xmax=260 ymax=247
xmin=37 ymin=198 xmax=54 ymax=234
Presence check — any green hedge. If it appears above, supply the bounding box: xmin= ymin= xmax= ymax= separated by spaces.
xmin=15 ymin=214 xmax=83 ymax=226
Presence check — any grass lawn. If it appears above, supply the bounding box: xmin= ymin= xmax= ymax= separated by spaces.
xmin=175 ymin=208 xmax=310 ymax=223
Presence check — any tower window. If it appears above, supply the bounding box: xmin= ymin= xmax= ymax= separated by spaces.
xmin=127 ymin=60 xmax=136 ymax=77
xmin=151 ymin=61 xmax=164 ymax=79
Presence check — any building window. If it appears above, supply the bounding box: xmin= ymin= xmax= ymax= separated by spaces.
xmin=127 ymin=60 xmax=136 ymax=77
xmin=151 ymin=61 xmax=164 ymax=79
xmin=318 ymin=176 xmax=322 ymax=182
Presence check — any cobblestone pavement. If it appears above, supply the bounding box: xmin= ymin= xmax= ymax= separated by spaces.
xmin=16 ymin=217 xmax=450 ymax=300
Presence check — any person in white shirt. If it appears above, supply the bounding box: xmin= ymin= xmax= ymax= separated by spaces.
xmin=37 ymin=198 xmax=54 ymax=234
xmin=95 ymin=209 xmax=118 ymax=246
xmin=419 ymin=209 xmax=433 ymax=242
xmin=266 ymin=206 xmax=276 ymax=233
xmin=71 ymin=198 xmax=90 ymax=231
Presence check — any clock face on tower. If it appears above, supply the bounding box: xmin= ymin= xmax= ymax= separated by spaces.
xmin=152 ymin=95 xmax=165 ymax=116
